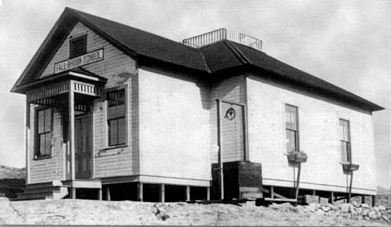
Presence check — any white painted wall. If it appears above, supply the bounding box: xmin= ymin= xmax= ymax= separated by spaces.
xmin=138 ymin=68 xmax=211 ymax=186
xmin=246 ymin=75 xmax=377 ymax=195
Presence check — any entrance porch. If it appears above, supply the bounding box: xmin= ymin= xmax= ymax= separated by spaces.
xmin=21 ymin=68 xmax=107 ymax=199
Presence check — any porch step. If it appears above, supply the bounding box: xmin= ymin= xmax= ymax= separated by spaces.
xmin=15 ymin=181 xmax=69 ymax=201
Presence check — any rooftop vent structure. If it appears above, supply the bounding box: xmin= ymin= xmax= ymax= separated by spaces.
xmin=182 ymin=28 xmax=262 ymax=51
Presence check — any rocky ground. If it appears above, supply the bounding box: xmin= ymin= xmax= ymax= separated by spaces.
xmin=0 ymin=197 xmax=390 ymax=226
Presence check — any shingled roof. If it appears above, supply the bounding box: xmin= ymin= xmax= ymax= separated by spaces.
xmin=11 ymin=7 xmax=383 ymax=112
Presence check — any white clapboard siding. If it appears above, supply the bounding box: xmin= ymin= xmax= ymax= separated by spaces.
xmin=29 ymin=107 xmax=64 ymax=183
xmin=209 ymin=75 xmax=246 ymax=163
xmin=29 ymin=22 xmax=138 ymax=183
xmin=246 ymin=75 xmax=377 ymax=194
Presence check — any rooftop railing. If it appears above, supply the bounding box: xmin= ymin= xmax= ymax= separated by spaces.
xmin=182 ymin=28 xmax=262 ymax=51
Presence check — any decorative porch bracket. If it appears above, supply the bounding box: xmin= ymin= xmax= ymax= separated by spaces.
xmin=26 ymin=80 xmax=104 ymax=105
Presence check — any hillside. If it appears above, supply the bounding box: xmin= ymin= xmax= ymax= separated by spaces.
xmin=0 ymin=165 xmax=25 ymax=179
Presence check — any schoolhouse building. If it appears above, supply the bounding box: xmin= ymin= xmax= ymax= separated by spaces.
xmin=11 ymin=7 xmax=383 ymax=202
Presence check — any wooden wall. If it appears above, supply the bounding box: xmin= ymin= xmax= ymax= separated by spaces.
xmin=246 ymin=75 xmax=377 ymax=195
xmin=29 ymin=22 xmax=139 ymax=183
xmin=29 ymin=106 xmax=64 ymax=183
xmin=138 ymin=68 xmax=211 ymax=186
xmin=209 ymin=75 xmax=246 ymax=163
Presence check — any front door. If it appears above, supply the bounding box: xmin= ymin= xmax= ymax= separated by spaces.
xmin=75 ymin=114 xmax=92 ymax=179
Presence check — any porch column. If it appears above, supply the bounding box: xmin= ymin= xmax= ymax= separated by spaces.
xmin=25 ymin=101 xmax=31 ymax=184
xmin=69 ymin=80 xmax=76 ymax=181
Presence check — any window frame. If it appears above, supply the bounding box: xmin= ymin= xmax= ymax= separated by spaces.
xmin=106 ymin=88 xmax=127 ymax=147
xmin=339 ymin=118 xmax=352 ymax=163
xmin=69 ymin=34 xmax=87 ymax=58
xmin=285 ymin=104 xmax=300 ymax=153
xmin=34 ymin=107 xmax=53 ymax=159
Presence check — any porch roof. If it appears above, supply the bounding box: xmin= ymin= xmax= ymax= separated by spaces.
xmin=25 ymin=68 xmax=107 ymax=105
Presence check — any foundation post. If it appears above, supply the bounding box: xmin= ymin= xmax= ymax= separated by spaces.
xmin=330 ymin=192 xmax=334 ymax=204
xmin=137 ymin=182 xmax=143 ymax=202
xmin=361 ymin=195 xmax=365 ymax=204
xmin=206 ymin=187 xmax=210 ymax=200
xmin=186 ymin=186 xmax=190 ymax=201
xmin=271 ymin=186 xmax=274 ymax=199
xmin=372 ymin=195 xmax=376 ymax=207
xmin=98 ymin=188 xmax=102 ymax=200
xmin=160 ymin=184 xmax=165 ymax=202
xmin=70 ymin=187 xmax=76 ymax=199
xmin=106 ymin=186 xmax=111 ymax=201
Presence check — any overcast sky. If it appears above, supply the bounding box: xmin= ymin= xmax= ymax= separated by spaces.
xmin=0 ymin=0 xmax=390 ymax=189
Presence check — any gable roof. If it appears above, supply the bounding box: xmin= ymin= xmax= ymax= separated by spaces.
xmin=11 ymin=7 xmax=383 ymax=112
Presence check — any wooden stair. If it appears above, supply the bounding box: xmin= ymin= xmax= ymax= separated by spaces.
xmin=14 ymin=180 xmax=69 ymax=200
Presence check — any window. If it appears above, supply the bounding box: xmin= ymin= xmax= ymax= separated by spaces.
xmin=69 ymin=35 xmax=87 ymax=58
xmin=107 ymin=89 xmax=126 ymax=146
xmin=339 ymin=119 xmax=351 ymax=163
xmin=35 ymin=108 xmax=52 ymax=158
xmin=285 ymin=104 xmax=299 ymax=153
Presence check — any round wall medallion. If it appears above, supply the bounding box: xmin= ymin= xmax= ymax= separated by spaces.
xmin=224 ymin=107 xmax=236 ymax=120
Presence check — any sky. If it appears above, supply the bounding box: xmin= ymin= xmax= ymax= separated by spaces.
xmin=0 ymin=0 xmax=390 ymax=189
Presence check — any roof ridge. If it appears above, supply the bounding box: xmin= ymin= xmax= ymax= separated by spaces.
xmin=222 ymin=40 xmax=252 ymax=65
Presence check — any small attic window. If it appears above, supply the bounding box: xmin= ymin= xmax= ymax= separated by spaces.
xmin=69 ymin=35 xmax=87 ymax=58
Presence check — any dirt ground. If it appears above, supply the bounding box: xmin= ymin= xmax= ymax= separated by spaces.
xmin=0 ymin=198 xmax=390 ymax=226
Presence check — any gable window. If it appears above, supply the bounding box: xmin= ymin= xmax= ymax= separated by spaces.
xmin=285 ymin=104 xmax=299 ymax=153
xmin=107 ymin=89 xmax=126 ymax=146
xmin=69 ymin=35 xmax=87 ymax=58
xmin=35 ymin=108 xmax=52 ymax=158
xmin=339 ymin=119 xmax=351 ymax=163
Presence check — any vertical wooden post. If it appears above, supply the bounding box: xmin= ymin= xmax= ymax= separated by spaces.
xmin=186 ymin=186 xmax=190 ymax=201
xmin=68 ymin=81 xmax=76 ymax=197
xmin=137 ymin=182 xmax=143 ymax=201
xmin=206 ymin=187 xmax=210 ymax=200
xmin=160 ymin=184 xmax=165 ymax=202
xmin=216 ymin=99 xmax=224 ymax=200
xmin=106 ymin=186 xmax=111 ymax=201
xmin=347 ymin=171 xmax=353 ymax=203
xmin=98 ymin=188 xmax=102 ymax=200
xmin=295 ymin=163 xmax=302 ymax=200
xmin=71 ymin=187 xmax=76 ymax=199
xmin=271 ymin=186 xmax=274 ymax=199
xmin=312 ymin=190 xmax=316 ymax=196
xmin=371 ymin=195 xmax=376 ymax=207
xmin=361 ymin=195 xmax=365 ymax=204
xmin=69 ymin=80 xmax=75 ymax=181
xmin=25 ymin=101 xmax=31 ymax=184
xmin=330 ymin=192 xmax=334 ymax=204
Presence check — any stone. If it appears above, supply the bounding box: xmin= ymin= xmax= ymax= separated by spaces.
xmin=368 ymin=210 xmax=378 ymax=219
xmin=306 ymin=203 xmax=320 ymax=212
xmin=315 ymin=209 xmax=324 ymax=216
xmin=352 ymin=201 xmax=359 ymax=208
xmin=361 ymin=203 xmax=370 ymax=208
xmin=362 ymin=209 xmax=370 ymax=216
xmin=319 ymin=197 xmax=329 ymax=204
xmin=378 ymin=205 xmax=386 ymax=211
xmin=382 ymin=215 xmax=390 ymax=222
xmin=339 ymin=203 xmax=353 ymax=213
xmin=304 ymin=195 xmax=319 ymax=204
xmin=320 ymin=205 xmax=331 ymax=212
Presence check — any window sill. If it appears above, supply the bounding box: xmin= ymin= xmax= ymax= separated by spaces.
xmin=33 ymin=155 xmax=52 ymax=161
xmin=100 ymin=144 xmax=127 ymax=151
xmin=96 ymin=144 xmax=127 ymax=158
